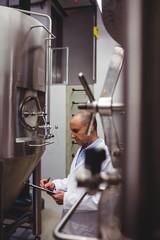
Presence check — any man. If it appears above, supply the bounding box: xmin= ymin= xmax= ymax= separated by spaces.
xmin=40 ymin=110 xmax=113 ymax=237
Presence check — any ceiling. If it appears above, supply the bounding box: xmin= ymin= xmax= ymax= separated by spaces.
xmin=0 ymin=0 xmax=97 ymax=17
xmin=0 ymin=0 xmax=94 ymax=9
xmin=56 ymin=0 xmax=93 ymax=9
xmin=52 ymin=0 xmax=97 ymax=17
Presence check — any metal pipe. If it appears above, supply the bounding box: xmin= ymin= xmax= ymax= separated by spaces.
xmin=28 ymin=140 xmax=54 ymax=147
xmin=30 ymin=25 xmax=55 ymax=39
xmin=0 ymin=162 xmax=3 ymax=240
xmin=78 ymin=72 xmax=95 ymax=102
xmin=72 ymin=89 xmax=85 ymax=92
xmin=123 ymin=0 xmax=142 ymax=238
xmin=72 ymin=101 xmax=87 ymax=105
xmin=32 ymin=161 xmax=42 ymax=236
xmin=54 ymin=191 xmax=98 ymax=240
xmin=78 ymin=100 xmax=124 ymax=115
xmin=92 ymin=1 xmax=97 ymax=82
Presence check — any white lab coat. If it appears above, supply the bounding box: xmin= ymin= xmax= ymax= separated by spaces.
xmin=53 ymin=138 xmax=113 ymax=237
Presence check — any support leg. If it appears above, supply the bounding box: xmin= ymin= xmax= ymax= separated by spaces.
xmin=0 ymin=162 xmax=4 ymax=239
xmin=32 ymin=160 xmax=42 ymax=236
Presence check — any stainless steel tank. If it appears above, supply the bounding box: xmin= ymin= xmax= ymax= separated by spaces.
xmin=0 ymin=5 xmax=49 ymax=224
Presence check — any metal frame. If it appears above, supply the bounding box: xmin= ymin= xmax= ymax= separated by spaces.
xmin=54 ymin=191 xmax=99 ymax=240
xmin=0 ymin=163 xmax=3 ymax=239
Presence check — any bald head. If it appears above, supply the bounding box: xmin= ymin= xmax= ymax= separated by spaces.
xmin=70 ymin=111 xmax=98 ymax=147
xmin=72 ymin=111 xmax=97 ymax=131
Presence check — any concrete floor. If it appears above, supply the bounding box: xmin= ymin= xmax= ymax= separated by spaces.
xmin=8 ymin=192 xmax=63 ymax=240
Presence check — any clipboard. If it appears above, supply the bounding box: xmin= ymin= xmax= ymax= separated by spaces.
xmin=24 ymin=182 xmax=56 ymax=195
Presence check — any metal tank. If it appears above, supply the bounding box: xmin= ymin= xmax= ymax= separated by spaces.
xmin=0 ymin=6 xmax=53 ymax=239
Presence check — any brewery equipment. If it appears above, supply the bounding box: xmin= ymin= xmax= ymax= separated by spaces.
xmin=0 ymin=6 xmax=54 ymax=239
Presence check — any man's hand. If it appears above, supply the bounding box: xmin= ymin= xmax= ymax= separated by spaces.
xmin=52 ymin=190 xmax=64 ymax=205
xmin=40 ymin=179 xmax=55 ymax=191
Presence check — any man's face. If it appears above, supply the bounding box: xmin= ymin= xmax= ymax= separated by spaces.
xmin=70 ymin=115 xmax=89 ymax=147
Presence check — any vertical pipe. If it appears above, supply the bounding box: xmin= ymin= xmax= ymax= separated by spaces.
xmin=32 ymin=161 xmax=42 ymax=236
xmin=123 ymin=0 xmax=160 ymax=239
xmin=66 ymin=47 xmax=69 ymax=85
xmin=93 ymin=3 xmax=97 ymax=82
xmin=139 ymin=1 xmax=160 ymax=239
xmin=0 ymin=162 xmax=4 ymax=239
xmin=123 ymin=0 xmax=142 ymax=238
